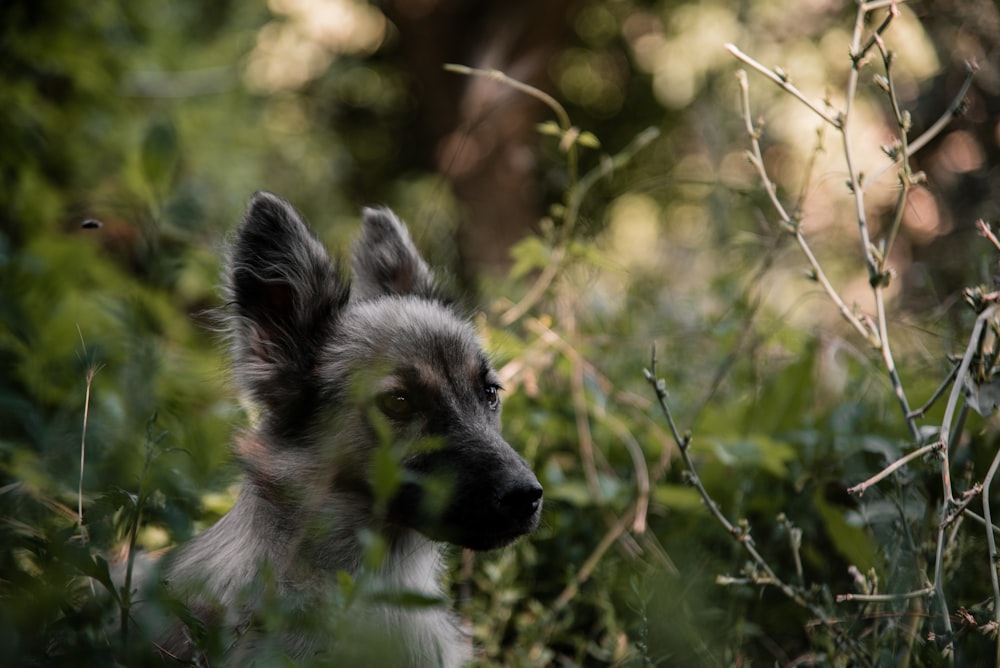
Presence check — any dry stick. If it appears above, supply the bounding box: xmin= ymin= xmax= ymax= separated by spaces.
xmin=847 ymin=3 xmax=956 ymax=650
xmin=873 ymin=33 xmax=912 ymax=265
xmin=837 ymin=586 xmax=935 ymax=603
xmin=939 ymin=305 xmax=995 ymax=502
xmin=734 ymin=8 xmax=922 ymax=441
xmin=76 ymin=328 xmax=102 ymax=601
xmin=941 ymin=483 xmax=983 ymax=529
xmin=981 ymin=446 xmax=1000 ymax=666
xmin=78 ymin=370 xmax=97 ymax=536
xmin=872 ymin=289 xmax=920 ymax=441
xmin=778 ymin=514 xmax=806 ymax=589
xmin=735 ymin=70 xmax=876 ymax=346
xmin=443 ymin=63 xmax=573 ymax=135
xmin=725 ymin=45 xmax=841 ymax=128
xmin=908 ymin=361 xmax=961 ymax=420
xmin=914 ymin=301 xmax=995 ymax=658
xmin=568 ymin=343 xmax=601 ymax=499
xmin=853 ymin=0 xmax=899 ymax=67
xmin=733 ymin=3 xmax=960 ymax=655
xmin=443 ymin=63 xmax=578 ymax=330
xmin=940 ymin=306 xmax=1000 ymax=659
xmin=978 ymin=219 xmax=1000 ymax=253
xmin=596 ymin=410 xmax=651 ymax=534
xmin=644 ymin=360 xmax=873 ymax=663
xmin=847 ymin=441 xmax=941 ymax=496
xmin=959 ymin=509 xmax=1000 ymax=537
xmin=643 ymin=353 xmax=839 ymax=629
xmin=444 ymin=62 xmax=580 ymax=191
xmin=841 ymin=7 xmax=921 ymax=442
xmin=865 ymin=61 xmax=977 ymax=191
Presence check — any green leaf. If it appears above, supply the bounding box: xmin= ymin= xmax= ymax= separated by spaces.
xmin=367 ymin=589 xmax=447 ymax=609
xmin=653 ymin=484 xmax=703 ymax=512
xmin=577 ymin=131 xmax=601 ymax=149
xmin=337 ymin=570 xmax=356 ymax=600
xmin=509 ymin=236 xmax=552 ymax=280
xmin=140 ymin=118 xmax=180 ymax=196
xmin=371 ymin=445 xmax=401 ymax=504
xmin=545 ymin=480 xmax=596 ymax=506
xmin=743 ymin=341 xmax=818 ymax=434
xmin=812 ymin=487 xmax=879 ymax=572
xmin=710 ymin=436 xmax=796 ymax=478
xmin=536 ymin=120 xmax=563 ymax=137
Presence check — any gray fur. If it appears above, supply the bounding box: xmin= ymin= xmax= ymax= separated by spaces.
xmin=146 ymin=192 xmax=542 ymax=665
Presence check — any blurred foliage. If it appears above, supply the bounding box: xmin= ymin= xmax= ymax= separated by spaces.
xmin=3 ymin=0 xmax=1000 ymax=666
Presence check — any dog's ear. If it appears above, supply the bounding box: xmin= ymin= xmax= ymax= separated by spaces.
xmin=226 ymin=191 xmax=349 ymax=414
xmin=351 ymin=207 xmax=436 ymax=301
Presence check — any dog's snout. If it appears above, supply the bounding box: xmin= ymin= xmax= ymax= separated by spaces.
xmin=500 ymin=478 xmax=543 ymax=522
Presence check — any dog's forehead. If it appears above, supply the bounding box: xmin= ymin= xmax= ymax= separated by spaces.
xmin=338 ymin=297 xmax=490 ymax=378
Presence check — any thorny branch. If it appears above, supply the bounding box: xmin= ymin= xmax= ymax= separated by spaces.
xmin=727 ymin=0 xmax=1000 ymax=661
xmin=734 ymin=70 xmax=877 ymax=348
xmin=643 ymin=351 xmax=871 ymax=662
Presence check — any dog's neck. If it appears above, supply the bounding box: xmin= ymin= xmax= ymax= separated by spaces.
xmin=161 ymin=483 xmax=465 ymax=665
xmin=167 ymin=477 xmax=446 ymax=601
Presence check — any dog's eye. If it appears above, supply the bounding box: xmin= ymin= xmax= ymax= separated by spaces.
xmin=484 ymin=384 xmax=501 ymax=411
xmin=377 ymin=392 xmax=414 ymax=418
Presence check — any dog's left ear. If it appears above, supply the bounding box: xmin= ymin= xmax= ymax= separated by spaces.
xmin=351 ymin=207 xmax=436 ymax=301
xmin=226 ymin=192 xmax=349 ymax=414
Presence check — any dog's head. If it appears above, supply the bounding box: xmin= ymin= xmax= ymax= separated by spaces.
xmin=224 ymin=192 xmax=541 ymax=551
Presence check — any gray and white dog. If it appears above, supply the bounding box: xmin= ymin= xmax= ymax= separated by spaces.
xmin=151 ymin=192 xmax=542 ymax=665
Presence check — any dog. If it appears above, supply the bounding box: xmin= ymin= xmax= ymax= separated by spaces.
xmin=144 ymin=192 xmax=542 ymax=665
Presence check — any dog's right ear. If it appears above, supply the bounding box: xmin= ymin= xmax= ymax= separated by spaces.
xmin=226 ymin=192 xmax=349 ymax=414
xmin=351 ymin=207 xmax=436 ymax=301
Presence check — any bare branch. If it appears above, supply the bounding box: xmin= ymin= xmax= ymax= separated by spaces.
xmin=726 ymin=44 xmax=841 ymax=128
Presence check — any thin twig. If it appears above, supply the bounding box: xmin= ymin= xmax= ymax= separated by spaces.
xmin=907 ymin=361 xmax=961 ymax=419
xmin=644 ymin=352 xmax=838 ymax=628
xmin=978 ymin=219 xmax=1000 ymax=254
xmin=837 ymin=586 xmax=934 ymax=603
xmin=865 ymin=61 xmax=977 ymax=191
xmin=941 ymin=483 xmax=983 ymax=529
xmin=596 ymin=410 xmax=651 ymax=534
xmin=852 ymin=1 xmax=899 ymax=66
xmin=847 ymin=441 xmax=940 ymax=496
xmin=499 ymin=127 xmax=659 ymax=326
xmin=735 ymin=69 xmax=877 ymax=346
xmin=931 ymin=519 xmax=955 ymax=650
xmin=842 ymin=1 xmax=920 ymax=441
xmin=873 ymin=288 xmax=920 ymax=440
xmin=76 ymin=329 xmax=100 ymax=537
xmin=444 ymin=63 xmax=572 ymax=139
xmin=939 ymin=305 xmax=996 ymax=503
xmin=981 ymin=445 xmax=1000 ymax=665
xmin=444 ymin=62 xmax=579 ymax=187
xmin=725 ymin=44 xmax=841 ymax=128
xmin=779 ymin=513 xmax=805 ymax=589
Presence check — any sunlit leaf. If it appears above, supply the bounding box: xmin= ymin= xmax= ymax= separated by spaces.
xmin=536 ymin=120 xmax=563 ymax=137
xmin=577 ymin=131 xmax=601 ymax=149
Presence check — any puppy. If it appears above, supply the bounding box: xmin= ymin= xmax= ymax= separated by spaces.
xmin=148 ymin=192 xmax=542 ymax=665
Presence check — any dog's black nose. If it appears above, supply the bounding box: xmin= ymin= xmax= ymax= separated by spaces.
xmin=501 ymin=479 xmax=543 ymax=522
